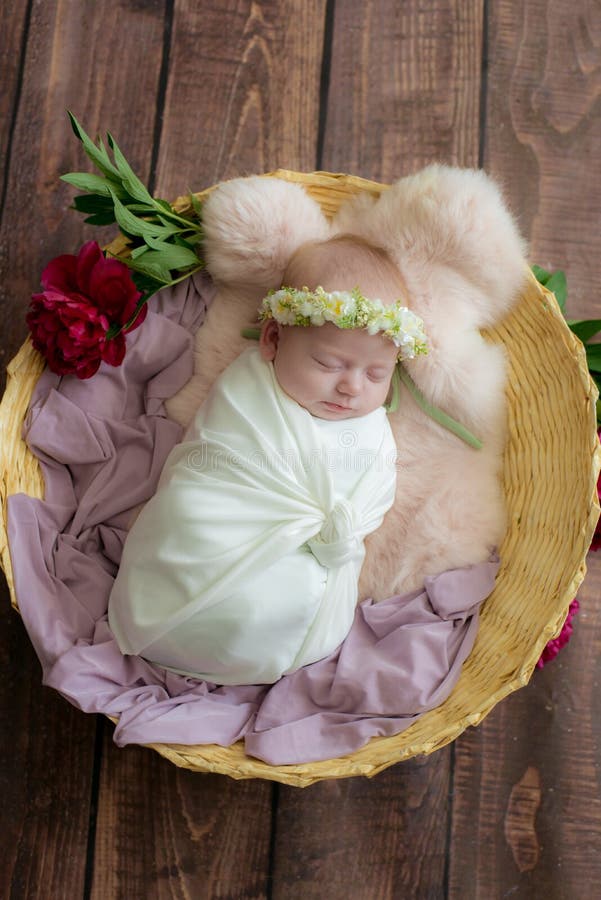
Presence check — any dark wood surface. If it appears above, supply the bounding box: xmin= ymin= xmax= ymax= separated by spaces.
xmin=1 ymin=2 xmax=599 ymax=897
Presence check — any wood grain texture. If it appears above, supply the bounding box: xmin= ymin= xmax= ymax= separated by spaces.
xmin=0 ymin=0 xmax=29 ymax=214
xmin=448 ymin=7 xmax=601 ymax=894
xmin=271 ymin=754 xmax=451 ymax=899
xmin=0 ymin=608 xmax=96 ymax=900
xmin=0 ymin=0 xmax=166 ymax=389
xmin=90 ymin=726 xmax=273 ymax=899
xmin=0 ymin=0 xmax=166 ymax=895
xmin=1 ymin=1 xmax=600 ymax=897
xmin=154 ymin=0 xmax=327 ymax=198
xmin=267 ymin=4 xmax=488 ymax=894
xmin=321 ymin=0 xmax=483 ymax=180
xmin=484 ymin=0 xmax=601 ymax=318
xmin=448 ymin=555 xmax=601 ymax=900
xmin=87 ymin=1 xmax=320 ymax=891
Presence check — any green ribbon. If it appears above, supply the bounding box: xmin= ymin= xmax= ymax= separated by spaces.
xmin=241 ymin=327 xmax=262 ymax=340
xmin=391 ymin=364 xmax=483 ymax=449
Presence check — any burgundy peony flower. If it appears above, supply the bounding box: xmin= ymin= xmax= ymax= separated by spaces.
xmin=27 ymin=241 xmax=145 ymax=379
xmin=536 ymin=598 xmax=580 ymax=668
xmin=591 ymin=430 xmax=601 ymax=552
xmin=535 ymin=435 xmax=599 ymax=668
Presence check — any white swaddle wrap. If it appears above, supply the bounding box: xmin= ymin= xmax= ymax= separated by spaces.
xmin=108 ymin=347 xmax=397 ymax=684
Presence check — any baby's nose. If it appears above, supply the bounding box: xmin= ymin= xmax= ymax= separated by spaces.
xmin=337 ymin=370 xmax=362 ymax=395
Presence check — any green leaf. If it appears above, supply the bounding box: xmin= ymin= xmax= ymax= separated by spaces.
xmin=107 ymin=131 xmax=154 ymax=204
xmin=109 ymin=189 xmax=178 ymax=241
xmin=83 ymin=211 xmax=118 ymax=226
xmin=125 ymin=252 xmax=173 ymax=283
xmin=71 ymin=194 xmax=115 ymax=213
xmin=109 ymin=190 xmax=153 ymax=237
xmin=61 ymin=172 xmax=125 ymax=196
xmin=156 ymin=213 xmax=183 ymax=230
xmin=121 ymin=203 xmax=160 ymax=215
xmin=585 ymin=343 xmax=601 ymax=373
xmin=568 ymin=320 xmax=601 ymax=343
xmin=130 ymin=244 xmax=150 ymax=260
xmin=147 ymin=218 xmax=180 ymax=237
xmin=143 ymin=237 xmax=200 ymax=269
xmin=545 ymin=271 xmax=567 ymax=309
xmin=532 ymin=264 xmax=551 ymax=285
xmin=532 ymin=265 xmax=567 ymax=312
xmin=130 ymin=271 xmax=166 ymax=295
xmin=64 ymin=115 xmax=208 ymax=291
xmin=67 ymin=111 xmax=120 ymax=180
xmin=172 ymin=234 xmax=197 ymax=251
xmin=181 ymin=231 xmax=204 ymax=246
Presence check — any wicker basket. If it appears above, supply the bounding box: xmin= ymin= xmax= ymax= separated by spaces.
xmin=1 ymin=171 xmax=599 ymax=787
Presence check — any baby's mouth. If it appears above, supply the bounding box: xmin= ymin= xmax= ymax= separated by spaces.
xmin=322 ymin=401 xmax=353 ymax=411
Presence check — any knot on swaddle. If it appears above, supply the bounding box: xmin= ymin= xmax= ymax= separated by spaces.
xmin=307 ymin=500 xmax=362 ymax=568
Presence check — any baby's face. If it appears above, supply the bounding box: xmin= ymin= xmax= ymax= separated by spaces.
xmin=261 ymin=321 xmax=398 ymax=419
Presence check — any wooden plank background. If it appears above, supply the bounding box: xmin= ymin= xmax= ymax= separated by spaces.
xmin=1 ymin=1 xmax=599 ymax=897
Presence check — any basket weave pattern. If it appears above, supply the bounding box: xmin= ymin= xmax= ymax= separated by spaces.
xmin=1 ymin=171 xmax=599 ymax=786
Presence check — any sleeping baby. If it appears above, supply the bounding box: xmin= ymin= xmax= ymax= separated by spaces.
xmin=108 ymin=233 xmax=427 ymax=684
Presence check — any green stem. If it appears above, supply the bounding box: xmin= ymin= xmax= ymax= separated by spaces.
xmin=164 ymin=264 xmax=204 ymax=286
xmin=149 ymin=200 xmax=202 ymax=230
xmin=106 ymin=264 xmax=205 ymax=339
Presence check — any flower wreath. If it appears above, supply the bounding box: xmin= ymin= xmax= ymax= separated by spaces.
xmin=23 ymin=114 xmax=601 ymax=664
xmin=258 ymin=286 xmax=429 ymax=360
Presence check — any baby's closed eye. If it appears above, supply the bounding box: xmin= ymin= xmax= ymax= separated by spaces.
xmin=367 ymin=368 xmax=392 ymax=381
xmin=312 ymin=355 xmax=342 ymax=370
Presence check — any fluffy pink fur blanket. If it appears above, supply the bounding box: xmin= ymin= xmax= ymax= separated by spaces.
xmin=165 ymin=165 xmax=528 ymax=598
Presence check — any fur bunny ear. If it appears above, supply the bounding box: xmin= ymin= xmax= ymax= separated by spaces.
xmin=333 ymin=164 xmax=529 ymax=328
xmin=202 ymin=176 xmax=331 ymax=290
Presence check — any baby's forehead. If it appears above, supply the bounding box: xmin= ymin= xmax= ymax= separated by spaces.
xmin=295 ymin=323 xmax=397 ymax=363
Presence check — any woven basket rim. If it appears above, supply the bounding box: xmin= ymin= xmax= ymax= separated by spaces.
xmin=2 ymin=169 xmax=599 ymax=786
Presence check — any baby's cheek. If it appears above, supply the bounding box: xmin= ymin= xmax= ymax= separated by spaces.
xmin=312 ymin=370 xmax=331 ymax=391
xmin=375 ymin=379 xmax=393 ymax=408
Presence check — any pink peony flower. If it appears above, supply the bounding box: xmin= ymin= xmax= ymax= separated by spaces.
xmin=27 ymin=241 xmax=145 ymax=379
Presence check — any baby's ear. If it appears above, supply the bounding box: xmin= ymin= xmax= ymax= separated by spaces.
xmin=202 ymin=176 xmax=331 ymax=291
xmin=258 ymin=319 xmax=280 ymax=361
